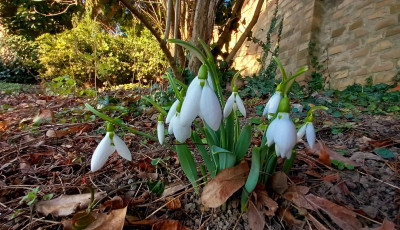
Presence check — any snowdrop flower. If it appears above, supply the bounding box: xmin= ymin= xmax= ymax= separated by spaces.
xmin=265 ymin=97 xmax=297 ymax=158
xmin=263 ymin=91 xmax=282 ymax=119
xmin=157 ymin=115 xmax=165 ymax=144
xmin=167 ymin=100 xmax=192 ymax=142
xmin=297 ymin=122 xmax=315 ymax=148
xmin=91 ymin=124 xmax=132 ymax=172
xmin=223 ymin=86 xmax=246 ymax=118
xmin=180 ymin=65 xmax=222 ymax=131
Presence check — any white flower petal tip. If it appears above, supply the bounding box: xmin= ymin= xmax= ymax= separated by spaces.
xmin=223 ymin=94 xmax=235 ymax=118
xmin=173 ymin=115 xmax=191 ymax=143
xmin=157 ymin=121 xmax=165 ymax=144
xmin=306 ymin=123 xmax=316 ymax=148
xmin=297 ymin=124 xmax=307 ymax=141
xmin=180 ymin=77 xmax=201 ymax=125
xmin=263 ymin=91 xmax=282 ymax=119
xmin=235 ymin=94 xmax=246 ymax=117
xmin=166 ymin=100 xmax=179 ymax=124
xmin=268 ymin=113 xmax=297 ymax=159
xmin=90 ymin=132 xmax=132 ymax=172
xmin=200 ymin=83 xmax=222 ymax=131
xmin=113 ymin=135 xmax=132 ymax=161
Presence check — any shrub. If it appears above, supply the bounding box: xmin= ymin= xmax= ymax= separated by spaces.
xmin=36 ymin=15 xmax=168 ymax=86
xmin=0 ymin=33 xmax=40 ymax=83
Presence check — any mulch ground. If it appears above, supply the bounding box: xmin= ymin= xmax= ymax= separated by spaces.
xmin=0 ymin=87 xmax=399 ymax=230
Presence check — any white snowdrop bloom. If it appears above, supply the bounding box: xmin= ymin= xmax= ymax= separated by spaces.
xmin=263 ymin=91 xmax=282 ymax=119
xmin=265 ymin=112 xmax=297 ymax=158
xmin=199 ymin=82 xmax=222 ymax=130
xmin=297 ymin=122 xmax=316 ymax=148
xmin=179 ymin=66 xmax=222 ymax=131
xmin=223 ymin=91 xmax=246 ymax=118
xmin=180 ymin=77 xmax=202 ymax=125
xmin=91 ymin=132 xmax=132 ymax=172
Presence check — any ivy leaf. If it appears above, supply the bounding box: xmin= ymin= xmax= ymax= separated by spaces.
xmin=374 ymin=148 xmax=395 ymax=159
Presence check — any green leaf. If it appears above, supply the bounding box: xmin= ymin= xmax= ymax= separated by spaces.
xmin=167 ymin=39 xmax=206 ymax=63
xmin=43 ymin=193 xmax=53 ymax=201
xmin=234 ymin=124 xmax=252 ymax=161
xmin=249 ymin=117 xmax=262 ymax=124
xmin=147 ymin=180 xmax=165 ymax=196
xmin=374 ymin=148 xmax=395 ymax=159
xmin=332 ymin=110 xmax=341 ymax=118
xmin=192 ymin=132 xmax=216 ymax=177
xmin=346 ymin=164 xmax=355 ymax=170
xmin=175 ymin=144 xmax=199 ymax=191
xmin=244 ymin=147 xmax=260 ymax=193
xmin=141 ymin=96 xmax=167 ymax=116
xmin=211 ymin=146 xmax=234 ymax=155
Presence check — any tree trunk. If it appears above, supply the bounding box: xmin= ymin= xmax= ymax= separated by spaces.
xmin=188 ymin=0 xmax=218 ymax=74
xmin=224 ymin=0 xmax=265 ymax=66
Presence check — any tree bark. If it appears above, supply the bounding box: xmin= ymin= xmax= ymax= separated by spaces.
xmin=119 ymin=0 xmax=183 ymax=81
xmin=188 ymin=0 xmax=218 ymax=74
xmin=224 ymin=0 xmax=265 ymax=66
xmin=214 ymin=0 xmax=245 ymax=57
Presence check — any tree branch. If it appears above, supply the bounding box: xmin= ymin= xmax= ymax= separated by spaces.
xmin=224 ymin=0 xmax=264 ymax=65
xmin=119 ymin=0 xmax=182 ymax=81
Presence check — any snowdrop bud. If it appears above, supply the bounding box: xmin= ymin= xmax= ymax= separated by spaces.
xmin=180 ymin=77 xmax=201 ymax=125
xmin=200 ymin=82 xmax=222 ymax=131
xmin=157 ymin=114 xmax=165 ymax=145
xmin=306 ymin=122 xmax=316 ymax=148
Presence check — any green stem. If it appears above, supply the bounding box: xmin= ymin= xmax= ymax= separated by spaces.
xmin=141 ymin=96 xmax=167 ymax=116
xmin=282 ymin=148 xmax=297 ymax=174
xmin=85 ymin=103 xmax=159 ymax=142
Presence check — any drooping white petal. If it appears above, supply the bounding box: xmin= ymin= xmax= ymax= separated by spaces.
xmin=262 ymin=99 xmax=271 ymax=116
xmin=91 ymin=132 xmax=116 ymax=172
xmin=168 ymin=115 xmax=176 ymax=134
xmin=113 ymin=135 xmax=132 ymax=161
xmin=235 ymin=94 xmax=246 ymax=117
xmin=266 ymin=118 xmax=278 ymax=147
xmin=223 ymin=93 xmax=235 ymax=118
xmin=306 ymin=122 xmax=316 ymax=148
xmin=180 ymin=77 xmax=201 ymax=125
xmin=275 ymin=144 xmax=281 ymax=157
xmin=173 ymin=115 xmax=191 ymax=143
xmin=207 ymin=73 xmax=214 ymax=91
xmin=200 ymin=83 xmax=222 ymax=131
xmin=273 ymin=113 xmax=297 ymax=159
xmin=266 ymin=92 xmax=282 ymax=119
xmin=297 ymin=124 xmax=307 ymax=141
xmin=166 ymin=100 xmax=179 ymax=124
xmin=157 ymin=121 xmax=165 ymax=144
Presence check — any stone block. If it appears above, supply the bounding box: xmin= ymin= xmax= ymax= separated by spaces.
xmin=331 ymin=77 xmax=355 ymax=90
xmin=355 ymin=75 xmax=370 ymax=85
xmin=354 ymin=28 xmax=369 ymax=38
xmin=371 ymin=62 xmax=394 ymax=73
xmin=332 ymin=27 xmax=346 ymax=37
xmin=347 ymin=41 xmax=359 ymax=49
xmin=296 ymin=49 xmax=308 ymax=60
xmin=334 ymin=70 xmax=349 ymax=80
xmin=297 ymin=58 xmax=307 ymax=66
xmin=376 ymin=0 xmax=394 ymax=8
xmin=381 ymin=49 xmax=400 ymax=59
xmin=366 ymin=34 xmax=383 ymax=44
xmin=333 ymin=9 xmax=344 ymax=19
xmin=386 ymin=26 xmax=400 ymax=37
xmin=298 ymin=42 xmax=309 ymax=51
xmin=351 ymin=68 xmax=368 ymax=77
xmin=349 ymin=19 xmax=363 ymax=30
xmin=372 ymin=40 xmax=393 ymax=52
xmin=364 ymin=57 xmax=376 ymax=66
xmin=352 ymin=47 xmax=370 ymax=58
xmin=398 ymin=59 xmax=400 ymax=67
xmin=372 ymin=71 xmax=395 ymax=84
xmin=330 ymin=45 xmax=346 ymax=55
xmin=368 ymin=8 xmax=389 ymax=20
xmin=375 ymin=17 xmax=397 ymax=30
xmin=390 ymin=4 xmax=400 ymax=14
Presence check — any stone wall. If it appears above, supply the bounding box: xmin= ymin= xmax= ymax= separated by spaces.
xmin=228 ymin=0 xmax=400 ymax=89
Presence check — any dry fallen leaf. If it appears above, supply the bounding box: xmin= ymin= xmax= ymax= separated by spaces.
xmin=153 ymin=220 xmax=191 ymax=230
xmin=282 ymin=185 xmax=313 ymax=210
xmin=36 ymin=192 xmax=106 ymax=217
xmin=166 ymin=197 xmax=181 ymax=210
xmin=248 ymin=199 xmax=265 ymax=230
xmin=63 ymin=206 xmax=127 ymax=230
xmin=365 ymin=218 xmax=395 ymax=230
xmin=201 ymin=161 xmax=249 ymax=208
xmin=103 ymin=196 xmax=125 ymax=211
xmin=318 ymin=140 xmax=331 ymax=166
xmin=305 ymin=194 xmax=362 ymax=230
xmin=270 ymin=171 xmax=288 ymax=194
xmin=33 ymin=109 xmax=55 ymax=124
xmin=278 ymin=208 xmax=304 ymax=228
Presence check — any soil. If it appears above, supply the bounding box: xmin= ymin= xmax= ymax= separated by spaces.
xmin=0 ymin=87 xmax=399 ymax=229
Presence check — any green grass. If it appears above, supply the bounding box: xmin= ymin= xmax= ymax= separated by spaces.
xmin=0 ymin=82 xmax=40 ymax=94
